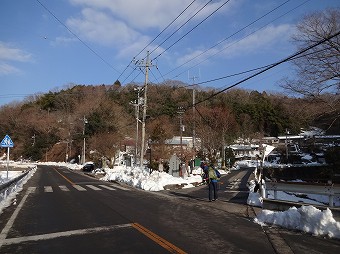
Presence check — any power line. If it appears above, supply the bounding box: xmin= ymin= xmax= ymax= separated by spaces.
xmin=163 ymin=0 xmax=296 ymax=80
xmin=198 ymin=46 xmax=333 ymax=88
xmin=35 ymin=0 xmax=120 ymax=74
xmin=192 ymin=30 xmax=340 ymax=107
xmin=179 ymin=46 xmax=328 ymax=90
xmin=152 ymin=0 xmax=231 ymax=60
xmin=115 ymin=0 xmax=197 ymax=85
xmin=149 ymin=0 xmax=213 ymax=57
xmin=1 ymin=43 xmax=330 ymax=104
xmin=136 ymin=0 xmax=198 ymax=59
xmin=165 ymin=0 xmax=310 ymax=81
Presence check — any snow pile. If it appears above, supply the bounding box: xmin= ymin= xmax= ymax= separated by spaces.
xmin=38 ymin=161 xmax=83 ymax=170
xmin=232 ymin=160 xmax=258 ymax=170
xmin=0 ymin=171 xmax=22 ymax=184
xmin=255 ymin=205 xmax=340 ymax=239
xmin=0 ymin=165 xmax=37 ymax=215
xmin=101 ymin=166 xmax=202 ymax=191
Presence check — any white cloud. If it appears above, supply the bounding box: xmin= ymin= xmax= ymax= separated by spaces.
xmin=0 ymin=63 xmax=20 ymax=76
xmin=68 ymin=0 xmax=232 ymax=30
xmin=0 ymin=42 xmax=32 ymax=62
xmin=66 ymin=0 xmax=235 ymax=50
xmin=176 ymin=24 xmax=294 ymax=66
xmin=0 ymin=42 xmax=32 ymax=76
xmin=220 ymin=24 xmax=294 ymax=57
xmin=66 ymin=8 xmax=140 ymax=47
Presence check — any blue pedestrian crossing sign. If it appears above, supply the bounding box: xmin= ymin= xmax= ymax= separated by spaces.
xmin=1 ymin=135 xmax=14 ymax=148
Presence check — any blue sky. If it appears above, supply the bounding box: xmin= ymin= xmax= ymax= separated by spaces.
xmin=1 ymin=0 xmax=339 ymax=105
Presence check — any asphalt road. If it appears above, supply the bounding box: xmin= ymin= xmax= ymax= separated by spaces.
xmin=0 ymin=166 xmax=339 ymax=253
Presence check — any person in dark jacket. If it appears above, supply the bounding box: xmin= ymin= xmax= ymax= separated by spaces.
xmin=208 ymin=164 xmax=219 ymax=201
xmin=200 ymin=161 xmax=209 ymax=185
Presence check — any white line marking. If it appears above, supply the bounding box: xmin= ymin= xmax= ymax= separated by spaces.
xmin=86 ymin=185 xmax=101 ymax=191
xmin=59 ymin=185 xmax=70 ymax=192
xmin=2 ymin=224 xmax=132 ymax=246
xmin=73 ymin=185 xmax=87 ymax=191
xmin=99 ymin=185 xmax=116 ymax=191
xmin=0 ymin=188 xmax=34 ymax=248
xmin=44 ymin=186 xmax=53 ymax=193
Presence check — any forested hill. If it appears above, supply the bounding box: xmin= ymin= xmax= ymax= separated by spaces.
xmin=0 ymin=82 xmax=338 ymax=162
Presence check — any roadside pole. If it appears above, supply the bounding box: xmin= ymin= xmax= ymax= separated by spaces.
xmin=1 ymin=135 xmax=14 ymax=180
xmin=6 ymin=147 xmax=9 ymax=179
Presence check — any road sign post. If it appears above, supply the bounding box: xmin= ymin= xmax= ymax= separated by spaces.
xmin=1 ymin=135 xmax=14 ymax=180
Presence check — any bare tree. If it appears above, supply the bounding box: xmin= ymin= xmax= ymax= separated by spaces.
xmin=280 ymin=8 xmax=340 ymax=131
xmin=195 ymin=106 xmax=238 ymax=162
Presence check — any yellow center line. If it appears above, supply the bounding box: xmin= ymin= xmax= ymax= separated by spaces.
xmin=131 ymin=223 xmax=187 ymax=254
xmin=54 ymin=168 xmax=75 ymax=185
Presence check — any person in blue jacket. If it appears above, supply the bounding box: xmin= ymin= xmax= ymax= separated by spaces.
xmin=200 ymin=161 xmax=209 ymax=185
xmin=208 ymin=164 xmax=220 ymax=201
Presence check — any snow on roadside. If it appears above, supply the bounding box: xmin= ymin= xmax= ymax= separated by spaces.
xmin=0 ymin=164 xmax=37 ymax=215
xmin=101 ymin=166 xmax=203 ymax=191
xmin=255 ymin=205 xmax=340 ymax=239
xmin=0 ymin=171 xmax=23 ymax=184
xmin=2 ymin=161 xmax=338 ymax=240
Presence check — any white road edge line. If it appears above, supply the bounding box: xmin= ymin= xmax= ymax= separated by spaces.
xmin=2 ymin=224 xmax=132 ymax=246
xmin=0 ymin=187 xmax=35 ymax=248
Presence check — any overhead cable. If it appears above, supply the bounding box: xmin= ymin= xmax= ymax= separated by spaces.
xmin=163 ymin=0 xmax=295 ymax=79
xmin=192 ymin=30 xmax=340 ymax=107
xmin=35 ymin=0 xmax=120 ymax=74
xmin=167 ymin=0 xmax=310 ymax=81
xmin=152 ymin=0 xmax=231 ymax=60
xmin=149 ymin=0 xmax=213 ymax=57
xmin=116 ymin=0 xmax=197 ymax=84
xmin=135 ymin=0 xmax=197 ymax=59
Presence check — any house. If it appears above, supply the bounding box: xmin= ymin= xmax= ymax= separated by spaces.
xmin=164 ymin=136 xmax=201 ymax=149
xmin=227 ymin=144 xmax=260 ymax=160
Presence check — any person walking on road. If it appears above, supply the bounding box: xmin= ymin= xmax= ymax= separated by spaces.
xmin=208 ymin=164 xmax=220 ymax=201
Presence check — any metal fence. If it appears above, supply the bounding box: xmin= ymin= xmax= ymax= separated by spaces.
xmin=264 ymin=181 xmax=340 ymax=207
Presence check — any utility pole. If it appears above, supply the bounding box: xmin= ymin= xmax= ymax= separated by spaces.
xmin=131 ymin=87 xmax=143 ymax=166
xmin=177 ymin=107 xmax=185 ymax=159
xmin=189 ymin=74 xmax=198 ymax=149
xmin=82 ymin=116 xmax=87 ymax=164
xmin=138 ymin=51 xmax=155 ymax=168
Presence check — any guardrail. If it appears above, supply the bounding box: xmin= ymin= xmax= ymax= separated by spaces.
xmin=264 ymin=181 xmax=340 ymax=207
xmin=0 ymin=167 xmax=35 ymax=198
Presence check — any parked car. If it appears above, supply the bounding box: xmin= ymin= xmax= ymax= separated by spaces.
xmin=82 ymin=162 xmax=95 ymax=172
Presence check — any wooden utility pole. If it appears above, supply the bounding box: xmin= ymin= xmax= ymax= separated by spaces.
xmin=82 ymin=115 xmax=87 ymax=164
xmin=177 ymin=107 xmax=185 ymax=159
xmin=189 ymin=75 xmax=198 ymax=149
xmin=131 ymin=87 xmax=143 ymax=166
xmin=140 ymin=51 xmax=155 ymax=168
